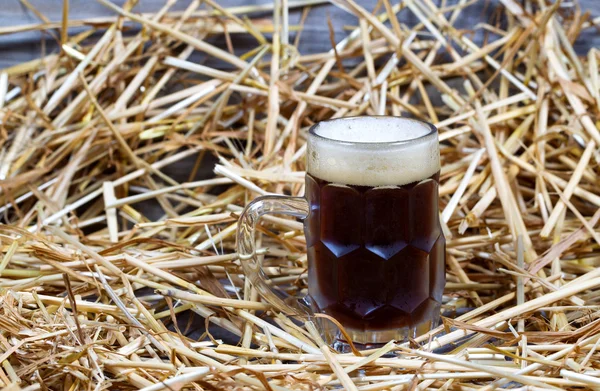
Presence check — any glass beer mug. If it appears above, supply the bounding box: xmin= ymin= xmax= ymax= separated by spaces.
xmin=237 ymin=116 xmax=445 ymax=345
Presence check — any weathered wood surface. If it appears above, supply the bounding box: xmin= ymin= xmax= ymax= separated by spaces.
xmin=0 ymin=0 xmax=598 ymax=70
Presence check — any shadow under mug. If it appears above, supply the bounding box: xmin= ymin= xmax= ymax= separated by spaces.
xmin=237 ymin=116 xmax=445 ymax=346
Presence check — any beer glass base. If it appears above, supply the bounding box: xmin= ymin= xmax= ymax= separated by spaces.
xmin=335 ymin=315 xmax=440 ymax=348
xmin=304 ymin=297 xmax=442 ymax=350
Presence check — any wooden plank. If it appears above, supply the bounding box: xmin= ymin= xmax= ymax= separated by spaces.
xmin=2 ymin=0 xmax=597 ymax=69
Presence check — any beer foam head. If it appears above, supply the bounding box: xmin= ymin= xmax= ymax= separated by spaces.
xmin=307 ymin=117 xmax=439 ymax=186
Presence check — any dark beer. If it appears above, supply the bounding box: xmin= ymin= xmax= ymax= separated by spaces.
xmin=305 ymin=173 xmax=444 ymax=333
xmin=305 ymin=116 xmax=444 ymax=342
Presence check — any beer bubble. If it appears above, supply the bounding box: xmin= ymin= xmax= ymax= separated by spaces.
xmin=308 ymin=117 xmax=439 ymax=187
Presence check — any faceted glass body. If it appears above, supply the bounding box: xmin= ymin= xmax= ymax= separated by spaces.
xmin=305 ymin=172 xmax=445 ymax=340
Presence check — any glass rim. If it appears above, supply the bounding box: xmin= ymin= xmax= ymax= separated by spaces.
xmin=308 ymin=116 xmax=438 ymax=147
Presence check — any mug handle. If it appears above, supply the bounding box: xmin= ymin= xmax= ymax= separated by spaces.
xmin=237 ymin=195 xmax=311 ymax=316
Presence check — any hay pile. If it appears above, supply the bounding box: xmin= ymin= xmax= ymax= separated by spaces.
xmin=1 ymin=0 xmax=600 ymax=389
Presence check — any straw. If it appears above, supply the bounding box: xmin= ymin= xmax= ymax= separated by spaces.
xmin=0 ymin=0 xmax=599 ymax=389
